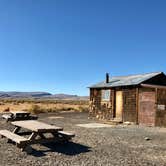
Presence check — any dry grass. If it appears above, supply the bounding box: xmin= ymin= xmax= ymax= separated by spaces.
xmin=0 ymin=98 xmax=89 ymax=114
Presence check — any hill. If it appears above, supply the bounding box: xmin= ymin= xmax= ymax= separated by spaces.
xmin=0 ymin=91 xmax=89 ymax=100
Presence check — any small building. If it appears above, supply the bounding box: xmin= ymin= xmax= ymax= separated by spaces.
xmin=89 ymin=72 xmax=166 ymax=127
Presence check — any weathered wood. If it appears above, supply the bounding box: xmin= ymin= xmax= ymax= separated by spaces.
xmin=138 ymin=89 xmax=156 ymax=126
xmin=2 ymin=114 xmax=12 ymax=122
xmin=115 ymin=91 xmax=123 ymax=120
xmin=2 ymin=111 xmax=38 ymax=122
xmin=122 ymin=87 xmax=137 ymax=123
xmin=10 ymin=111 xmax=30 ymax=116
xmin=12 ymin=120 xmax=63 ymax=132
xmin=1 ymin=120 xmax=75 ymax=152
xmin=0 ymin=130 xmax=28 ymax=144
xmin=136 ymin=88 xmax=139 ymax=124
xmin=13 ymin=126 xmax=21 ymax=134
xmin=28 ymin=132 xmax=38 ymax=140
xmin=89 ymin=73 xmax=166 ymax=127
xmin=141 ymin=84 xmax=166 ymax=89
xmin=58 ymin=131 xmax=75 ymax=138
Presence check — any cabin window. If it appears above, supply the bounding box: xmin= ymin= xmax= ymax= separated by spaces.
xmin=101 ymin=90 xmax=111 ymax=101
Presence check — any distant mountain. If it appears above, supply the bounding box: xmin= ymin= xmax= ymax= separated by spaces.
xmin=0 ymin=91 xmax=52 ymax=98
xmin=46 ymin=94 xmax=89 ymax=100
xmin=0 ymin=91 xmax=89 ymax=100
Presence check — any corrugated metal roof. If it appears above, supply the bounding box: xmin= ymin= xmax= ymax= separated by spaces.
xmin=89 ymin=72 xmax=163 ymax=88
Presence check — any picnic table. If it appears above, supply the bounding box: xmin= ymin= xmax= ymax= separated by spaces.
xmin=0 ymin=120 xmax=75 ymax=153
xmin=2 ymin=110 xmax=38 ymax=122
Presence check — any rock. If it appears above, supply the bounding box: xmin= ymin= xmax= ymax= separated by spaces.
xmin=124 ymin=121 xmax=131 ymax=125
xmin=144 ymin=137 xmax=151 ymax=141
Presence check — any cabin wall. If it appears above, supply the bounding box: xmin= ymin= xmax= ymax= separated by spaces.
xmin=155 ymin=89 xmax=166 ymax=127
xmin=122 ymin=87 xmax=137 ymax=123
xmin=89 ymin=85 xmax=166 ymax=127
xmin=89 ymin=88 xmax=101 ymax=116
xmin=89 ymin=88 xmax=114 ymax=120
xmin=89 ymin=87 xmax=138 ymax=122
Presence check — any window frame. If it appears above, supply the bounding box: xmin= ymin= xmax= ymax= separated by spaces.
xmin=101 ymin=89 xmax=111 ymax=101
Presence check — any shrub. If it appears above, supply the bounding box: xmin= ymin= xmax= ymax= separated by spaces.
xmin=78 ymin=106 xmax=89 ymax=112
xmin=29 ymin=105 xmax=44 ymax=114
xmin=3 ymin=107 xmax=10 ymax=112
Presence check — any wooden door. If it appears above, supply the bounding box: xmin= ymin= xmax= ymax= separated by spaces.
xmin=116 ymin=91 xmax=123 ymax=120
xmin=138 ymin=91 xmax=156 ymax=126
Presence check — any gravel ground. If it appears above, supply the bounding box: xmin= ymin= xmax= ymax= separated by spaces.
xmin=0 ymin=112 xmax=166 ymax=166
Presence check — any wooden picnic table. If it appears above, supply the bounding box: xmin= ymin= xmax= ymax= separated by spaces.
xmin=2 ymin=111 xmax=38 ymax=122
xmin=10 ymin=111 xmax=31 ymax=116
xmin=0 ymin=120 xmax=75 ymax=153
xmin=6 ymin=120 xmax=74 ymax=152
xmin=12 ymin=120 xmax=63 ymax=133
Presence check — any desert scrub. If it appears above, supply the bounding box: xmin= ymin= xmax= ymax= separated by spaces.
xmin=29 ymin=105 xmax=44 ymax=114
xmin=78 ymin=106 xmax=89 ymax=112
xmin=3 ymin=107 xmax=10 ymax=112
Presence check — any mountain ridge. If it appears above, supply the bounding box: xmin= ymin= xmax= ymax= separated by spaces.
xmin=0 ymin=91 xmax=89 ymax=100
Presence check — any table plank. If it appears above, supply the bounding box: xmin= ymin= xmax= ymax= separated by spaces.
xmin=0 ymin=130 xmax=28 ymax=144
xmin=11 ymin=120 xmax=63 ymax=132
xmin=10 ymin=111 xmax=30 ymax=115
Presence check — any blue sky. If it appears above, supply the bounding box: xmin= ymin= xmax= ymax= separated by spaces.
xmin=0 ymin=0 xmax=166 ymax=95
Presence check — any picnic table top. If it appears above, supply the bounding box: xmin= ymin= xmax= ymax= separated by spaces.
xmin=11 ymin=120 xmax=63 ymax=132
xmin=10 ymin=111 xmax=30 ymax=115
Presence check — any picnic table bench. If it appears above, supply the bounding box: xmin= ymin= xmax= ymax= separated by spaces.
xmin=0 ymin=130 xmax=28 ymax=144
xmin=2 ymin=111 xmax=38 ymax=122
xmin=0 ymin=120 xmax=75 ymax=153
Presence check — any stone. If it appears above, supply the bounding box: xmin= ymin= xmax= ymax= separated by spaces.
xmin=144 ymin=137 xmax=151 ymax=141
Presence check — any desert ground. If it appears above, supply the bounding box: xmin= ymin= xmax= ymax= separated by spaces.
xmin=0 ymin=111 xmax=166 ymax=166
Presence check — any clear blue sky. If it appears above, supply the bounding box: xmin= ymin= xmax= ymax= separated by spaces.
xmin=0 ymin=0 xmax=166 ymax=95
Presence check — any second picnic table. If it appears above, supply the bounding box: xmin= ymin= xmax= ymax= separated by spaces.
xmin=2 ymin=111 xmax=38 ymax=122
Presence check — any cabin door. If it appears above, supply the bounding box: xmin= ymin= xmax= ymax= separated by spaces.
xmin=115 ymin=91 xmax=123 ymax=120
xmin=138 ymin=91 xmax=156 ymax=126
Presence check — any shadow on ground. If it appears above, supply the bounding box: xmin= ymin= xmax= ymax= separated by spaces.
xmin=31 ymin=142 xmax=91 ymax=157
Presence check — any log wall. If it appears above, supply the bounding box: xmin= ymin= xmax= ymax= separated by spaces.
xmin=123 ymin=88 xmax=137 ymax=123
xmin=89 ymin=87 xmax=138 ymax=122
xmin=89 ymin=88 xmax=114 ymax=120
xmin=89 ymin=86 xmax=166 ymax=127
xmin=155 ymin=89 xmax=166 ymax=126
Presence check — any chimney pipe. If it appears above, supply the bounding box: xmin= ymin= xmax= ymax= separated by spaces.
xmin=106 ymin=73 xmax=109 ymax=83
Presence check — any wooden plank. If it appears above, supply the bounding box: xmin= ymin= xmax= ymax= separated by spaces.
xmin=10 ymin=111 xmax=30 ymax=115
xmin=28 ymin=136 xmax=69 ymax=145
xmin=141 ymin=84 xmax=166 ymax=89
xmin=136 ymin=88 xmax=139 ymax=124
xmin=155 ymin=88 xmax=158 ymax=126
xmin=115 ymin=91 xmax=123 ymax=120
xmin=0 ymin=130 xmax=28 ymax=144
xmin=12 ymin=120 xmax=63 ymax=132
xmin=2 ymin=114 xmax=12 ymax=120
xmin=58 ymin=131 xmax=75 ymax=137
xmin=13 ymin=126 xmax=21 ymax=134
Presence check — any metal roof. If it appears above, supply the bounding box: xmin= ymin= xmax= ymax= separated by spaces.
xmin=89 ymin=72 xmax=163 ymax=88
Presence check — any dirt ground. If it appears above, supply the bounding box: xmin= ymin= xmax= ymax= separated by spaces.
xmin=0 ymin=112 xmax=166 ymax=166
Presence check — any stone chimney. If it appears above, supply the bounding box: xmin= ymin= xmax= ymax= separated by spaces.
xmin=106 ymin=73 xmax=109 ymax=83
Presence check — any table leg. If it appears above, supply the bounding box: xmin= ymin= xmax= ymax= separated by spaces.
xmin=28 ymin=132 xmax=38 ymax=141
xmin=38 ymin=133 xmax=46 ymax=139
xmin=12 ymin=126 xmax=21 ymax=134
xmin=51 ymin=132 xmax=67 ymax=143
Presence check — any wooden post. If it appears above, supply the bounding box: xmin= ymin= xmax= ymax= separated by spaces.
xmin=136 ymin=88 xmax=139 ymax=124
xmin=112 ymin=89 xmax=115 ymax=118
xmin=155 ymin=88 xmax=158 ymax=126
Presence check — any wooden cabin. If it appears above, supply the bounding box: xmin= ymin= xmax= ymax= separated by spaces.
xmin=89 ymin=72 xmax=166 ymax=127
